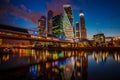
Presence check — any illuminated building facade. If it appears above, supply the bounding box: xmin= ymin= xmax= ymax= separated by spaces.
xmin=63 ymin=5 xmax=73 ymax=26
xmin=52 ymin=5 xmax=74 ymax=39
xmin=80 ymin=10 xmax=87 ymax=40
xmin=76 ymin=22 xmax=80 ymax=41
xmin=52 ymin=13 xmax=74 ymax=39
xmin=47 ymin=10 xmax=53 ymax=35
xmin=63 ymin=5 xmax=74 ymax=39
xmin=63 ymin=13 xmax=74 ymax=39
xmin=113 ymin=36 xmax=120 ymax=47
xmin=93 ymin=33 xmax=105 ymax=46
xmin=52 ymin=14 xmax=64 ymax=38
xmin=38 ymin=16 xmax=46 ymax=36
xmin=105 ymin=37 xmax=113 ymax=47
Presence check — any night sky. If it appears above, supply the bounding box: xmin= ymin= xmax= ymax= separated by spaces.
xmin=0 ymin=0 xmax=120 ymax=39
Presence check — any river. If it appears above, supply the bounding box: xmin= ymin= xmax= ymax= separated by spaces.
xmin=0 ymin=48 xmax=120 ymax=80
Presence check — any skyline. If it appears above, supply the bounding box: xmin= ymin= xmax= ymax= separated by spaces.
xmin=0 ymin=0 xmax=120 ymax=39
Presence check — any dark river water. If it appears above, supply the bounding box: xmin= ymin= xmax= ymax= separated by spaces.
xmin=0 ymin=48 xmax=120 ymax=80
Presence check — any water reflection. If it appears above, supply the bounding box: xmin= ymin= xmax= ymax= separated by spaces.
xmin=93 ymin=51 xmax=109 ymax=64
xmin=0 ymin=49 xmax=120 ymax=80
xmin=27 ymin=50 xmax=88 ymax=80
xmin=113 ymin=51 xmax=120 ymax=62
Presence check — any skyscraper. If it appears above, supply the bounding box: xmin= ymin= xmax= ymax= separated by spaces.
xmin=79 ymin=10 xmax=87 ymax=40
xmin=52 ymin=13 xmax=74 ymax=40
xmin=47 ymin=10 xmax=53 ymax=35
xmin=63 ymin=4 xmax=73 ymax=26
xmin=63 ymin=12 xmax=74 ymax=39
xmin=38 ymin=16 xmax=46 ymax=36
xmin=76 ymin=22 xmax=80 ymax=41
xmin=63 ymin=4 xmax=74 ymax=39
xmin=52 ymin=14 xmax=64 ymax=38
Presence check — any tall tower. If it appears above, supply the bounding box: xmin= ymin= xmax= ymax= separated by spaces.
xmin=63 ymin=4 xmax=74 ymax=39
xmin=52 ymin=14 xmax=64 ymax=38
xmin=79 ymin=10 xmax=87 ymax=40
xmin=63 ymin=4 xmax=73 ymax=26
xmin=76 ymin=22 xmax=80 ymax=41
xmin=38 ymin=16 xmax=46 ymax=36
xmin=47 ymin=10 xmax=53 ymax=35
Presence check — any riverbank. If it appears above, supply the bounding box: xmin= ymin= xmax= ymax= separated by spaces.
xmin=0 ymin=46 xmax=120 ymax=53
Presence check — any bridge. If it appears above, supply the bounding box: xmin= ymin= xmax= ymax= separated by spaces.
xmin=0 ymin=26 xmax=79 ymax=49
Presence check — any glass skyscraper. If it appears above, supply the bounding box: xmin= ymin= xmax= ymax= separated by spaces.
xmin=52 ymin=13 xmax=74 ymax=39
xmin=63 ymin=5 xmax=73 ymax=26
xmin=52 ymin=14 xmax=64 ymax=38
xmin=38 ymin=16 xmax=46 ymax=36
xmin=47 ymin=10 xmax=53 ymax=35
xmin=52 ymin=4 xmax=74 ymax=40
xmin=63 ymin=4 xmax=74 ymax=39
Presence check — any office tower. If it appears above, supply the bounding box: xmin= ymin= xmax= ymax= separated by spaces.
xmin=52 ymin=13 xmax=74 ymax=40
xmin=47 ymin=10 xmax=53 ymax=35
xmin=63 ymin=4 xmax=73 ymax=26
xmin=63 ymin=12 xmax=74 ymax=39
xmin=79 ymin=10 xmax=87 ymax=40
xmin=76 ymin=22 xmax=80 ymax=41
xmin=52 ymin=14 xmax=64 ymax=38
xmin=63 ymin=4 xmax=75 ymax=37
xmin=38 ymin=16 xmax=46 ymax=36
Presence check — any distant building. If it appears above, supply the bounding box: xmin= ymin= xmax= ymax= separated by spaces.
xmin=38 ymin=16 xmax=46 ymax=36
xmin=76 ymin=22 xmax=80 ymax=41
xmin=105 ymin=37 xmax=113 ymax=47
xmin=47 ymin=10 xmax=53 ymax=35
xmin=113 ymin=36 xmax=120 ymax=47
xmin=79 ymin=10 xmax=87 ymax=40
xmin=93 ymin=33 xmax=105 ymax=46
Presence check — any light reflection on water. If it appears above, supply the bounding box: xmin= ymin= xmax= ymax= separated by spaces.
xmin=0 ymin=49 xmax=120 ymax=80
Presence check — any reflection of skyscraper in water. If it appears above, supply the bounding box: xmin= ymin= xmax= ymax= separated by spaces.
xmin=79 ymin=10 xmax=87 ymax=40
xmin=113 ymin=52 xmax=120 ymax=62
xmin=93 ymin=51 xmax=108 ymax=64
xmin=75 ymin=51 xmax=88 ymax=80
xmin=82 ymin=52 xmax=88 ymax=80
xmin=38 ymin=16 xmax=46 ymax=36
xmin=47 ymin=10 xmax=53 ymax=35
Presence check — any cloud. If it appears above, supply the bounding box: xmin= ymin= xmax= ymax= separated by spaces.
xmin=0 ymin=0 xmax=86 ymax=25
xmin=46 ymin=0 xmax=71 ymax=16
xmin=0 ymin=1 xmax=43 ymax=24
